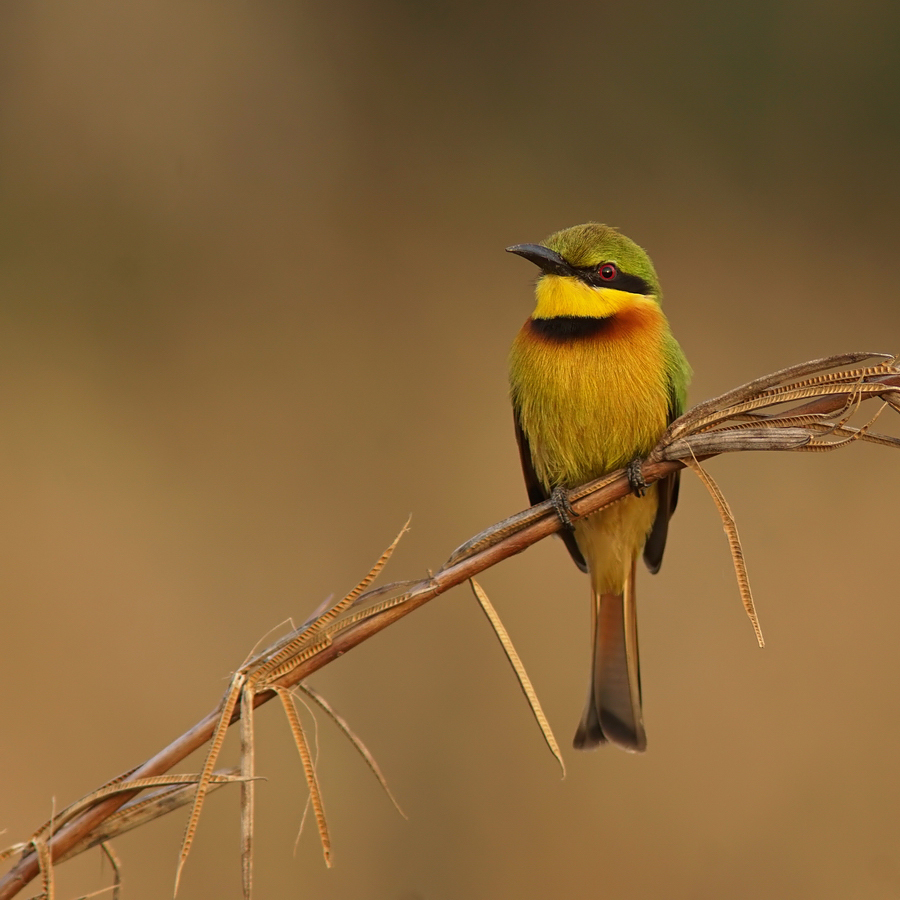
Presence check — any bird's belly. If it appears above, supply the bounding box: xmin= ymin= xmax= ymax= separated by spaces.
xmin=574 ymin=491 xmax=659 ymax=591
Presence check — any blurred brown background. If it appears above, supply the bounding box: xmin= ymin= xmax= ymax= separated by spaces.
xmin=2 ymin=1 xmax=900 ymax=898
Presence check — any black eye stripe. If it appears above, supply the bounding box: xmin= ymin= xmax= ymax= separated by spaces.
xmin=572 ymin=265 xmax=652 ymax=294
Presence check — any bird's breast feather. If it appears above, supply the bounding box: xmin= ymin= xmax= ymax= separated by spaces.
xmin=510 ymin=302 xmax=671 ymax=489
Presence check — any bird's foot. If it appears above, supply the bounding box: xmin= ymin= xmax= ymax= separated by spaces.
xmin=550 ymin=485 xmax=577 ymax=530
xmin=626 ymin=458 xmax=648 ymax=497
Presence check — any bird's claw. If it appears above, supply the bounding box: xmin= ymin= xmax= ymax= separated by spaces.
xmin=626 ymin=458 xmax=648 ymax=497
xmin=550 ymin=486 xmax=577 ymax=530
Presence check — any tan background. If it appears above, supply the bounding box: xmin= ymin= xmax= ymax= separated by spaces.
xmin=2 ymin=2 xmax=900 ymax=898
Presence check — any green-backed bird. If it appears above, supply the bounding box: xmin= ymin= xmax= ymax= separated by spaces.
xmin=507 ymin=223 xmax=691 ymax=752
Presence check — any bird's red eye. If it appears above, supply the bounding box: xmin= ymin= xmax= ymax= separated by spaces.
xmin=599 ymin=264 xmax=617 ymax=281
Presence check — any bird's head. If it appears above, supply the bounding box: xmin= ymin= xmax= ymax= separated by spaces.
xmin=507 ymin=223 xmax=661 ymax=320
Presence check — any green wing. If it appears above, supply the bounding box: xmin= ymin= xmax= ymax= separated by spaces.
xmin=643 ymin=343 xmax=690 ymax=574
xmin=514 ymin=414 xmax=588 ymax=573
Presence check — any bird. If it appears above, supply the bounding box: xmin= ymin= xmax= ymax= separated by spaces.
xmin=507 ymin=223 xmax=691 ymax=752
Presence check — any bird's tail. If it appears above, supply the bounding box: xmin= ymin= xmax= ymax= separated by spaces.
xmin=573 ymin=556 xmax=647 ymax=752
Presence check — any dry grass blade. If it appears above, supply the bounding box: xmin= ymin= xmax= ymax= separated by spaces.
xmin=249 ymin=522 xmax=410 ymax=691
xmin=290 ymin=691 xmax=323 ymax=856
xmin=65 ymin=887 xmax=117 ymax=900
xmin=469 ymin=579 xmax=565 ymax=777
xmin=99 ymin=843 xmax=121 ymax=900
xmin=240 ymin=685 xmax=256 ymax=900
xmin=256 ymin=639 xmax=332 ymax=687
xmin=718 ymin=411 xmax=839 ymax=430
xmin=681 ymin=361 xmax=897 ymax=438
xmin=335 ymin=517 xmax=410 ymax=615
xmin=30 ymin=774 xmax=243 ymax=847
xmin=0 ymin=846 xmax=28 ymax=865
xmin=568 ymin=470 xmax=624 ymax=503
xmin=662 ymin=428 xmax=811 ymax=460
xmin=28 ymin=769 xmax=142 ymax=844
xmin=686 ymin=381 xmax=891 ymax=435
xmin=274 ymin=687 xmax=331 ymax=867
xmin=445 ymin=474 xmax=628 ymax=567
xmin=722 ymin=390 xmax=900 ymax=451
xmin=804 ymin=401 xmax=890 ymax=450
xmin=174 ymin=671 xmax=247 ymax=896
xmin=772 ymin=373 xmax=868 ymax=450
xmin=755 ymin=362 xmax=893 ymax=398
xmin=290 ymin=692 xmax=318 ymax=857
xmin=59 ymin=771 xmax=243 ymax=863
xmin=684 ymin=456 xmax=764 ymax=648
xmin=664 ymin=352 xmax=891 ymax=440
xmin=297 ymin=685 xmax=407 ymax=819
xmin=30 ymin=834 xmax=52 ymax=900
xmin=808 ymin=423 xmax=900 ymax=449
xmin=323 ymin=592 xmax=414 ymax=636
xmin=239 ymin=617 xmax=299 ymax=670
xmin=445 ymin=504 xmax=560 ymax=566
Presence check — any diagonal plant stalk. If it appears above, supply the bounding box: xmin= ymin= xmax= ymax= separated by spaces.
xmin=2 ymin=353 xmax=899 ymax=900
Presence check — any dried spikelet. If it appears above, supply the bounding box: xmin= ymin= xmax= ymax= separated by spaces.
xmin=174 ymin=671 xmax=247 ymax=896
xmin=684 ymin=456 xmax=764 ymax=647
xmin=244 ymin=521 xmax=410 ymax=694
xmin=297 ymin=685 xmax=406 ymax=818
xmin=240 ymin=685 xmax=256 ymax=900
xmin=275 ymin=687 xmax=332 ymax=867
xmin=470 ymin=580 xmax=565 ymax=776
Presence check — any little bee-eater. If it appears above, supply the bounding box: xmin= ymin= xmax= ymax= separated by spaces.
xmin=507 ymin=223 xmax=691 ymax=752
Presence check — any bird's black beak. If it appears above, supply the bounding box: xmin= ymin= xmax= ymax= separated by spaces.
xmin=506 ymin=243 xmax=572 ymax=276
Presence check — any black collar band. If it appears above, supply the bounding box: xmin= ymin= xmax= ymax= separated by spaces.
xmin=531 ymin=316 xmax=613 ymax=339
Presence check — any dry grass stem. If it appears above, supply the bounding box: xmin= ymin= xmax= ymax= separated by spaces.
xmin=99 ymin=843 xmax=121 ymax=900
xmin=63 ymin=887 xmax=118 ymax=900
xmin=469 ymin=579 xmax=565 ymax=776
xmin=296 ymin=685 xmax=407 ymax=819
xmin=240 ymin=687 xmax=256 ymax=900
xmin=0 ymin=849 xmax=27 ymax=868
xmin=3 ymin=353 xmax=899 ymax=900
